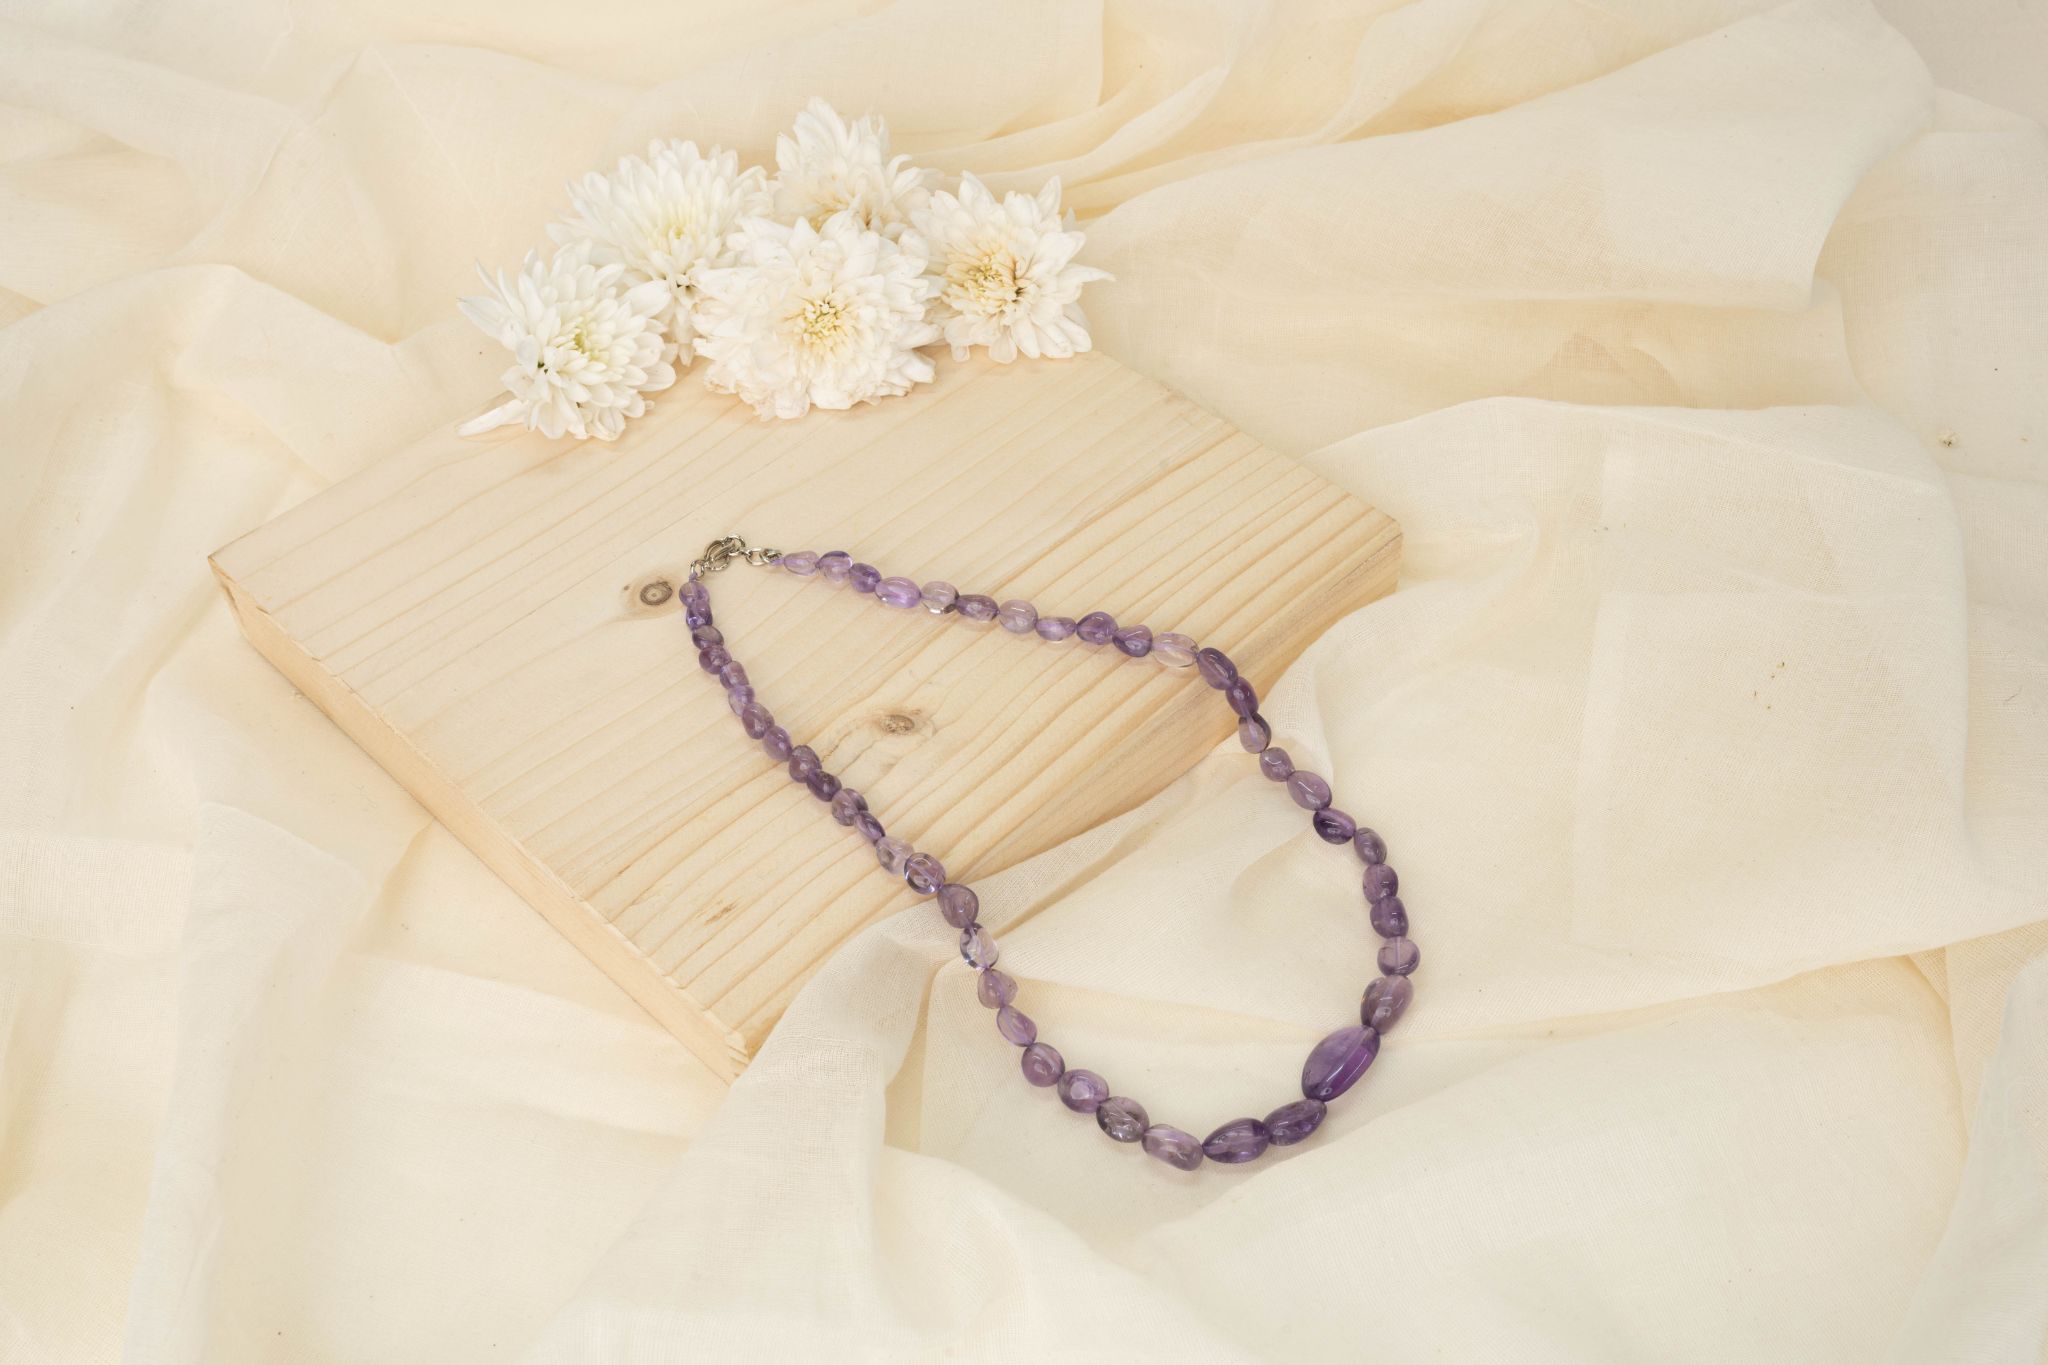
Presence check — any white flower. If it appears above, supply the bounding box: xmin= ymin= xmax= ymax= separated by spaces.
xmin=547 ymin=140 xmax=770 ymax=357
xmin=905 ymin=173 xmax=1111 ymax=364
xmin=693 ymin=212 xmax=939 ymax=420
xmin=457 ymin=240 xmax=678 ymax=441
xmin=772 ymin=97 xmax=933 ymax=240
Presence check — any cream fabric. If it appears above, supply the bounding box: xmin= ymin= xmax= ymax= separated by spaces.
xmin=3 ymin=0 xmax=2045 ymax=1361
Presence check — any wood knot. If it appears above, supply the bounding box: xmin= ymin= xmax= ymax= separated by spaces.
xmin=632 ymin=578 xmax=674 ymax=608
xmin=877 ymin=710 xmax=922 ymax=736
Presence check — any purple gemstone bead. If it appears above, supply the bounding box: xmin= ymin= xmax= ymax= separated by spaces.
xmin=977 ymin=968 xmax=1017 ymax=1008
xmin=788 ymin=745 xmax=822 ymax=781
xmin=719 ymin=662 xmax=748 ymax=689
xmin=1379 ymin=937 xmax=1420 ymax=976
xmin=1354 ymin=828 xmax=1388 ymax=865
xmin=997 ymin=599 xmax=1038 ymax=634
xmin=780 ymin=550 xmax=819 ymax=576
xmin=1113 ymin=624 xmax=1153 ymax=657
xmin=1057 ymin=1069 xmax=1109 ymax=1113
xmin=996 ymin=1005 xmax=1037 ymax=1046
xmin=829 ymin=788 xmax=866 ymax=826
xmin=690 ymin=624 xmax=723 ymax=649
xmin=876 ymin=835 xmax=912 ymax=875
xmin=957 ymin=593 xmax=998 ymax=622
xmin=1264 ymin=1098 xmax=1327 ymax=1147
xmin=740 ymin=703 xmax=774 ymax=739
xmin=697 ymin=645 xmax=730 ymax=674
xmin=1076 ymin=611 xmax=1117 ymax=645
xmin=1363 ymin=862 xmax=1399 ymax=903
xmin=877 ymin=576 xmax=921 ymax=609
xmin=805 ymin=768 xmax=840 ymax=801
xmin=1224 ymin=676 xmax=1259 ymax=718
xmin=921 ymin=581 xmax=957 ymax=612
xmin=903 ymin=852 xmax=945 ymax=895
xmin=1020 ymin=1042 xmax=1063 ymax=1086
xmin=1301 ymin=1024 xmax=1380 ymax=1102
xmin=1287 ymin=770 xmax=1332 ymax=811
xmin=680 ymin=579 xmax=708 ymax=610
xmin=1153 ymin=633 xmax=1197 ymax=667
xmin=1202 ymin=1117 xmax=1270 ymax=1164
xmin=684 ymin=602 xmax=713 ymax=629
xmin=1259 ymin=747 xmax=1294 ymax=781
xmin=1196 ymin=648 xmax=1236 ymax=688
xmin=937 ymin=883 xmax=979 ymax=929
xmin=960 ymin=924 xmax=1000 ymax=969
xmin=1370 ymin=895 xmax=1408 ymax=938
xmin=1096 ymin=1097 xmax=1148 ymax=1143
xmin=1238 ymin=714 xmax=1271 ymax=753
xmin=1143 ymin=1124 xmax=1205 ymax=1170
xmin=1313 ymin=808 xmax=1357 ymax=844
xmin=1034 ymin=616 xmax=1077 ymax=642
xmin=817 ymin=550 xmax=852 ymax=583
xmin=1361 ymin=975 xmax=1413 ymax=1031
xmin=853 ymin=811 xmax=885 ymax=843
xmin=727 ymin=684 xmax=756 ymax=713
xmin=849 ymin=562 xmax=881 ymax=593
xmin=761 ymin=726 xmax=793 ymax=761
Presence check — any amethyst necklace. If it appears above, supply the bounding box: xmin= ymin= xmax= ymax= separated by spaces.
xmin=684 ymin=535 xmax=1418 ymax=1170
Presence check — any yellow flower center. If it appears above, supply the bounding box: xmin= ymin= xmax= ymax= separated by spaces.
xmin=951 ymin=247 xmax=1023 ymax=313
xmin=795 ymin=295 xmax=849 ymax=350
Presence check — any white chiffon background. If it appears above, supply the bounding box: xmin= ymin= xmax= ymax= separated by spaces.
xmin=2 ymin=0 xmax=2045 ymax=1361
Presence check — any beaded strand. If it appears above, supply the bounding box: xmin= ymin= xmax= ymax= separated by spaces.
xmin=685 ymin=536 xmax=1418 ymax=1170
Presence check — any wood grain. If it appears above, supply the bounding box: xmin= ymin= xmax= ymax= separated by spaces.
xmin=211 ymin=350 xmax=1400 ymax=1078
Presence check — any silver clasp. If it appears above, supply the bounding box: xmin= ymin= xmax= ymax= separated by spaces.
xmin=690 ymin=534 xmax=779 ymax=577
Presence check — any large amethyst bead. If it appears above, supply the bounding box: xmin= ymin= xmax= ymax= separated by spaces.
xmin=977 ymin=968 xmax=1017 ymax=1008
xmin=1264 ymin=1098 xmax=1327 ymax=1146
xmin=1034 ymin=616 xmax=1076 ymax=642
xmin=787 ymin=745 xmax=822 ymax=781
xmin=996 ymin=1005 xmax=1037 ymax=1045
xmin=1224 ymin=676 xmax=1258 ymax=718
xmin=817 ymin=550 xmax=852 ymax=583
xmin=1361 ymin=975 xmax=1413 ymax=1031
xmin=761 ymin=726 xmax=794 ymax=762
xmin=805 ymin=768 xmax=840 ymax=801
xmin=997 ymin=600 xmax=1038 ymax=634
xmin=903 ymin=852 xmax=945 ymax=895
xmin=829 ymin=788 xmax=866 ymax=826
xmin=1113 ymin=625 xmax=1153 ymax=657
xmin=921 ymin=581 xmax=957 ymax=613
xmin=690 ymin=624 xmax=722 ymax=649
xmin=877 ymin=576 xmax=922 ymax=609
xmin=1354 ymin=827 xmax=1388 ymax=865
xmin=1301 ymin=1024 xmax=1380 ymax=1102
xmin=1363 ymin=862 xmax=1399 ymax=903
xmin=1370 ymin=895 xmax=1408 ymax=938
xmin=960 ymin=925 xmax=1000 ymax=969
xmin=1202 ymin=1117 xmax=1269 ymax=1164
xmin=1056 ymin=1069 xmax=1109 ymax=1113
xmin=1379 ymin=937 xmax=1420 ymax=976
xmin=1195 ymin=648 xmax=1236 ymax=688
xmin=1152 ymin=633 xmax=1197 ymax=667
xmin=1076 ymin=611 xmax=1117 ymax=645
xmin=1259 ymin=748 xmax=1294 ymax=781
xmin=956 ymin=593 xmax=999 ymax=622
xmin=1096 ymin=1097 xmax=1148 ymax=1143
xmin=1287 ymin=771 xmax=1332 ymax=811
xmin=849 ymin=562 xmax=881 ymax=594
xmin=853 ymin=811 xmax=884 ymax=843
xmin=697 ymin=645 xmax=730 ymax=674
xmin=936 ymin=883 xmax=979 ymax=928
xmin=1238 ymin=715 xmax=1271 ymax=753
xmin=875 ymin=835 xmax=912 ymax=875
xmin=1020 ymin=1042 xmax=1063 ymax=1086
xmin=1313 ymin=808 xmax=1356 ymax=844
xmin=1142 ymin=1125 xmax=1204 ymax=1171
xmin=740 ymin=703 xmax=774 ymax=739
xmin=780 ymin=550 xmax=819 ymax=576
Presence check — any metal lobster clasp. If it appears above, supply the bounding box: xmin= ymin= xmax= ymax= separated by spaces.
xmin=690 ymin=534 xmax=778 ymax=577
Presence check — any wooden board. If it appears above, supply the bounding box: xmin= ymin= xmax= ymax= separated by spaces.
xmin=210 ymin=351 xmax=1400 ymax=1079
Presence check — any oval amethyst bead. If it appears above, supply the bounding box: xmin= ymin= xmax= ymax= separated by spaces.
xmin=1301 ymin=1024 xmax=1380 ymax=1102
xmin=718 ymin=662 xmax=747 ymax=689
xmin=976 ymin=967 xmax=1017 ymax=1008
xmin=1056 ymin=1069 xmax=1109 ymax=1114
xmin=740 ymin=703 xmax=774 ymax=739
xmin=997 ymin=599 xmax=1037 ymax=634
xmin=805 ymin=768 xmax=840 ymax=801
xmin=787 ymin=745 xmax=821 ymax=780
xmin=761 ymin=726 xmax=794 ymax=762
xmin=1034 ymin=616 xmax=1077 ymax=642
xmin=697 ymin=645 xmax=730 ymax=674
xmin=1238 ymin=714 xmax=1271 ymax=753
xmin=780 ymin=550 xmax=819 ymax=576
xmin=727 ymin=685 xmax=756 ymax=713
xmin=1286 ymin=770 xmax=1332 ymax=811
xmin=849 ymin=562 xmax=881 ymax=593
xmin=1378 ymin=937 xmax=1420 ymax=976
xmin=1202 ymin=1117 xmax=1269 ymax=1164
xmin=995 ymin=1005 xmax=1037 ymax=1046
xmin=690 ymin=624 xmax=723 ymax=649
xmin=903 ymin=852 xmax=945 ymax=895
xmin=1370 ymin=895 xmax=1408 ymax=938
xmin=956 ymin=593 xmax=999 ymax=622
xmin=1361 ymin=975 xmax=1413 ymax=1031
xmin=1113 ymin=625 xmax=1153 ymax=657
xmin=828 ymin=787 xmax=866 ymax=826
xmin=960 ymin=925 xmax=1000 ymax=969
xmin=1076 ymin=611 xmax=1117 ymax=645
xmin=1153 ymin=633 xmax=1197 ymax=667
xmin=817 ymin=550 xmax=852 ymax=583
xmin=1264 ymin=1098 xmax=1328 ymax=1147
xmin=1096 ymin=1097 xmax=1148 ymax=1143
xmin=1313 ymin=808 xmax=1356 ymax=844
xmin=679 ymin=579 xmax=708 ymax=610
xmin=875 ymin=835 xmax=912 ymax=875
xmin=1224 ymin=676 xmax=1259 ymax=718
xmin=684 ymin=602 xmax=714 ymax=629
xmin=1020 ymin=1042 xmax=1063 ymax=1086
xmin=1354 ymin=827 xmax=1388 ymax=865
xmin=1362 ymin=862 xmax=1399 ymax=903
xmin=936 ymin=883 xmax=979 ymax=929
xmin=877 ymin=576 xmax=921 ymax=609
xmin=1142 ymin=1125 xmax=1205 ymax=1170
xmin=1195 ymin=647 xmax=1236 ymax=688
xmin=1259 ymin=748 xmax=1294 ymax=781
xmin=921 ymin=581 xmax=957 ymax=613
xmin=853 ymin=811 xmax=885 ymax=843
